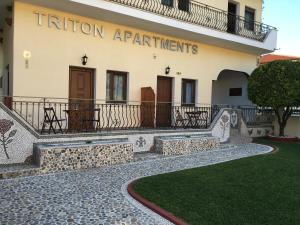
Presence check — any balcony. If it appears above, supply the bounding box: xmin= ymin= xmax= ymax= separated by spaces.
xmin=108 ymin=0 xmax=275 ymax=42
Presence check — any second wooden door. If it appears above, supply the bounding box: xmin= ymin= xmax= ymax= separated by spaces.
xmin=156 ymin=76 xmax=173 ymax=127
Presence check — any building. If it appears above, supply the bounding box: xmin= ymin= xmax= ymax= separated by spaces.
xmin=260 ymin=54 xmax=300 ymax=65
xmin=0 ymin=0 xmax=277 ymax=165
xmin=1 ymin=0 xmax=277 ymax=105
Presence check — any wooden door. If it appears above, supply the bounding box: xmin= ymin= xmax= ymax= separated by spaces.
xmin=156 ymin=76 xmax=173 ymax=127
xmin=227 ymin=2 xmax=237 ymax=34
xmin=69 ymin=67 xmax=94 ymax=131
xmin=141 ymin=87 xmax=155 ymax=128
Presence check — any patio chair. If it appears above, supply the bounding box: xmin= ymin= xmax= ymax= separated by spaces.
xmin=81 ymin=108 xmax=101 ymax=132
xmin=41 ymin=107 xmax=66 ymax=134
xmin=175 ymin=110 xmax=189 ymax=128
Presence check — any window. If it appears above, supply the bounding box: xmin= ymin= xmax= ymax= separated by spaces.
xmin=227 ymin=2 xmax=237 ymax=33
xmin=244 ymin=7 xmax=255 ymax=31
xmin=229 ymin=88 xmax=242 ymax=96
xmin=178 ymin=0 xmax=189 ymax=12
xmin=106 ymin=71 xmax=127 ymax=103
xmin=161 ymin=0 xmax=173 ymax=7
xmin=182 ymin=79 xmax=196 ymax=105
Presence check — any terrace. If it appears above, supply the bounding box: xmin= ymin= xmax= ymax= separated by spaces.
xmin=2 ymin=96 xmax=275 ymax=135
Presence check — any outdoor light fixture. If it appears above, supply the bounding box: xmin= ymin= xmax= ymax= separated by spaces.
xmin=165 ymin=66 xmax=170 ymax=75
xmin=23 ymin=50 xmax=32 ymax=69
xmin=82 ymin=54 xmax=88 ymax=65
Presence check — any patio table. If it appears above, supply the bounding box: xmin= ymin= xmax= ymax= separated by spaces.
xmin=63 ymin=109 xmax=82 ymax=132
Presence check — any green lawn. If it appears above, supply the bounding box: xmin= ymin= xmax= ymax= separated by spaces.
xmin=133 ymin=139 xmax=300 ymax=225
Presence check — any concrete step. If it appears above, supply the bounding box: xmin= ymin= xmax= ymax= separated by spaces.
xmin=0 ymin=164 xmax=40 ymax=180
xmin=229 ymin=129 xmax=252 ymax=144
xmin=133 ymin=151 xmax=165 ymax=162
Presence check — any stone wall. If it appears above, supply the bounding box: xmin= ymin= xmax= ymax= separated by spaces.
xmin=34 ymin=141 xmax=133 ymax=173
xmin=0 ymin=103 xmax=231 ymax=165
xmin=155 ymin=136 xmax=219 ymax=156
xmin=0 ymin=104 xmax=38 ymax=164
xmin=240 ymin=118 xmax=274 ymax=138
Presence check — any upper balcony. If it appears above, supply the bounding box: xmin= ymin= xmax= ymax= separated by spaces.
xmin=109 ymin=0 xmax=275 ymax=43
xmin=8 ymin=0 xmax=278 ymax=54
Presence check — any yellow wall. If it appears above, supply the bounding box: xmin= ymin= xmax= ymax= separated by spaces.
xmin=274 ymin=117 xmax=300 ymax=138
xmin=12 ymin=1 xmax=258 ymax=104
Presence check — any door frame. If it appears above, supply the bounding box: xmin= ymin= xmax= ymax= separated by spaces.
xmin=69 ymin=66 xmax=95 ymax=101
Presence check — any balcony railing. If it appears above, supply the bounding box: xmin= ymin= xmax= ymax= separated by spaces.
xmin=108 ymin=0 xmax=276 ymax=41
xmin=5 ymin=96 xmax=224 ymax=134
xmin=1 ymin=96 xmax=286 ymax=135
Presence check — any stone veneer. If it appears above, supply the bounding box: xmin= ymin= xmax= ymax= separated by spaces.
xmin=34 ymin=140 xmax=133 ymax=173
xmin=155 ymin=135 xmax=220 ymax=156
xmin=0 ymin=103 xmax=232 ymax=165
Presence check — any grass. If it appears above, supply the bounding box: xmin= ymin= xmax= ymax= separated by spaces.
xmin=133 ymin=139 xmax=300 ymax=225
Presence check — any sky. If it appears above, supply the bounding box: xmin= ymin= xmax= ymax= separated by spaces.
xmin=263 ymin=0 xmax=300 ymax=56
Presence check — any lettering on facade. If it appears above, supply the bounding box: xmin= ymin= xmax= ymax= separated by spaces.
xmin=34 ymin=11 xmax=198 ymax=55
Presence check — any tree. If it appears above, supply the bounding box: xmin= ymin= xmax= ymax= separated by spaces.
xmin=248 ymin=60 xmax=300 ymax=136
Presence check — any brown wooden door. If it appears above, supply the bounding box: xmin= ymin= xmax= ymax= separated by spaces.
xmin=69 ymin=67 xmax=94 ymax=131
xmin=141 ymin=87 xmax=155 ymax=128
xmin=156 ymin=76 xmax=172 ymax=127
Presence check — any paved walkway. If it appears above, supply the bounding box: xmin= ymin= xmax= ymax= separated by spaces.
xmin=0 ymin=144 xmax=272 ymax=225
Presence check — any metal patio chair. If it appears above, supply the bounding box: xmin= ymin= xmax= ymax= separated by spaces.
xmin=41 ymin=107 xmax=66 ymax=134
xmin=81 ymin=108 xmax=101 ymax=132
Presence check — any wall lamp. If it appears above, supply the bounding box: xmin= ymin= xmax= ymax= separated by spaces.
xmin=82 ymin=54 xmax=88 ymax=65
xmin=165 ymin=66 xmax=170 ymax=75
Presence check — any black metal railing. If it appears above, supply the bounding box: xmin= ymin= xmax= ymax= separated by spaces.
xmin=6 ymin=97 xmax=223 ymax=134
xmin=108 ymin=0 xmax=276 ymax=41
xmin=2 ymin=96 xmax=290 ymax=134
xmin=240 ymin=106 xmax=274 ymax=126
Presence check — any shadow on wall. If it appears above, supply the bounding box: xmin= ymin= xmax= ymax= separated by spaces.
xmin=212 ymin=70 xmax=253 ymax=106
xmin=273 ymin=117 xmax=300 ymax=138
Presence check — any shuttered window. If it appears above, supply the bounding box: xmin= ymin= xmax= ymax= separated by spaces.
xmin=245 ymin=7 xmax=255 ymax=31
xmin=106 ymin=71 xmax=127 ymax=103
xmin=182 ymin=79 xmax=196 ymax=105
xmin=178 ymin=0 xmax=189 ymax=12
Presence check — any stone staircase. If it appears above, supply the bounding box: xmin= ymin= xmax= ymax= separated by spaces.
xmin=229 ymin=128 xmax=252 ymax=144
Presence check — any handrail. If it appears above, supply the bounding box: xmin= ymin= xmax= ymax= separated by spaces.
xmin=107 ymin=0 xmax=276 ymax=42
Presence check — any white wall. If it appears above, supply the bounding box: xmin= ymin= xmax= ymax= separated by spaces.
xmin=273 ymin=116 xmax=300 ymax=138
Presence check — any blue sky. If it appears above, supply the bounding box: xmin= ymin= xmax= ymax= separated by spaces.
xmin=263 ymin=0 xmax=300 ymax=56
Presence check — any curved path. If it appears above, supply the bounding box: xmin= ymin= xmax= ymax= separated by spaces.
xmin=0 ymin=144 xmax=272 ymax=225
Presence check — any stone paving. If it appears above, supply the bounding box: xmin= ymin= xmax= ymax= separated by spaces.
xmin=0 ymin=143 xmax=272 ymax=225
